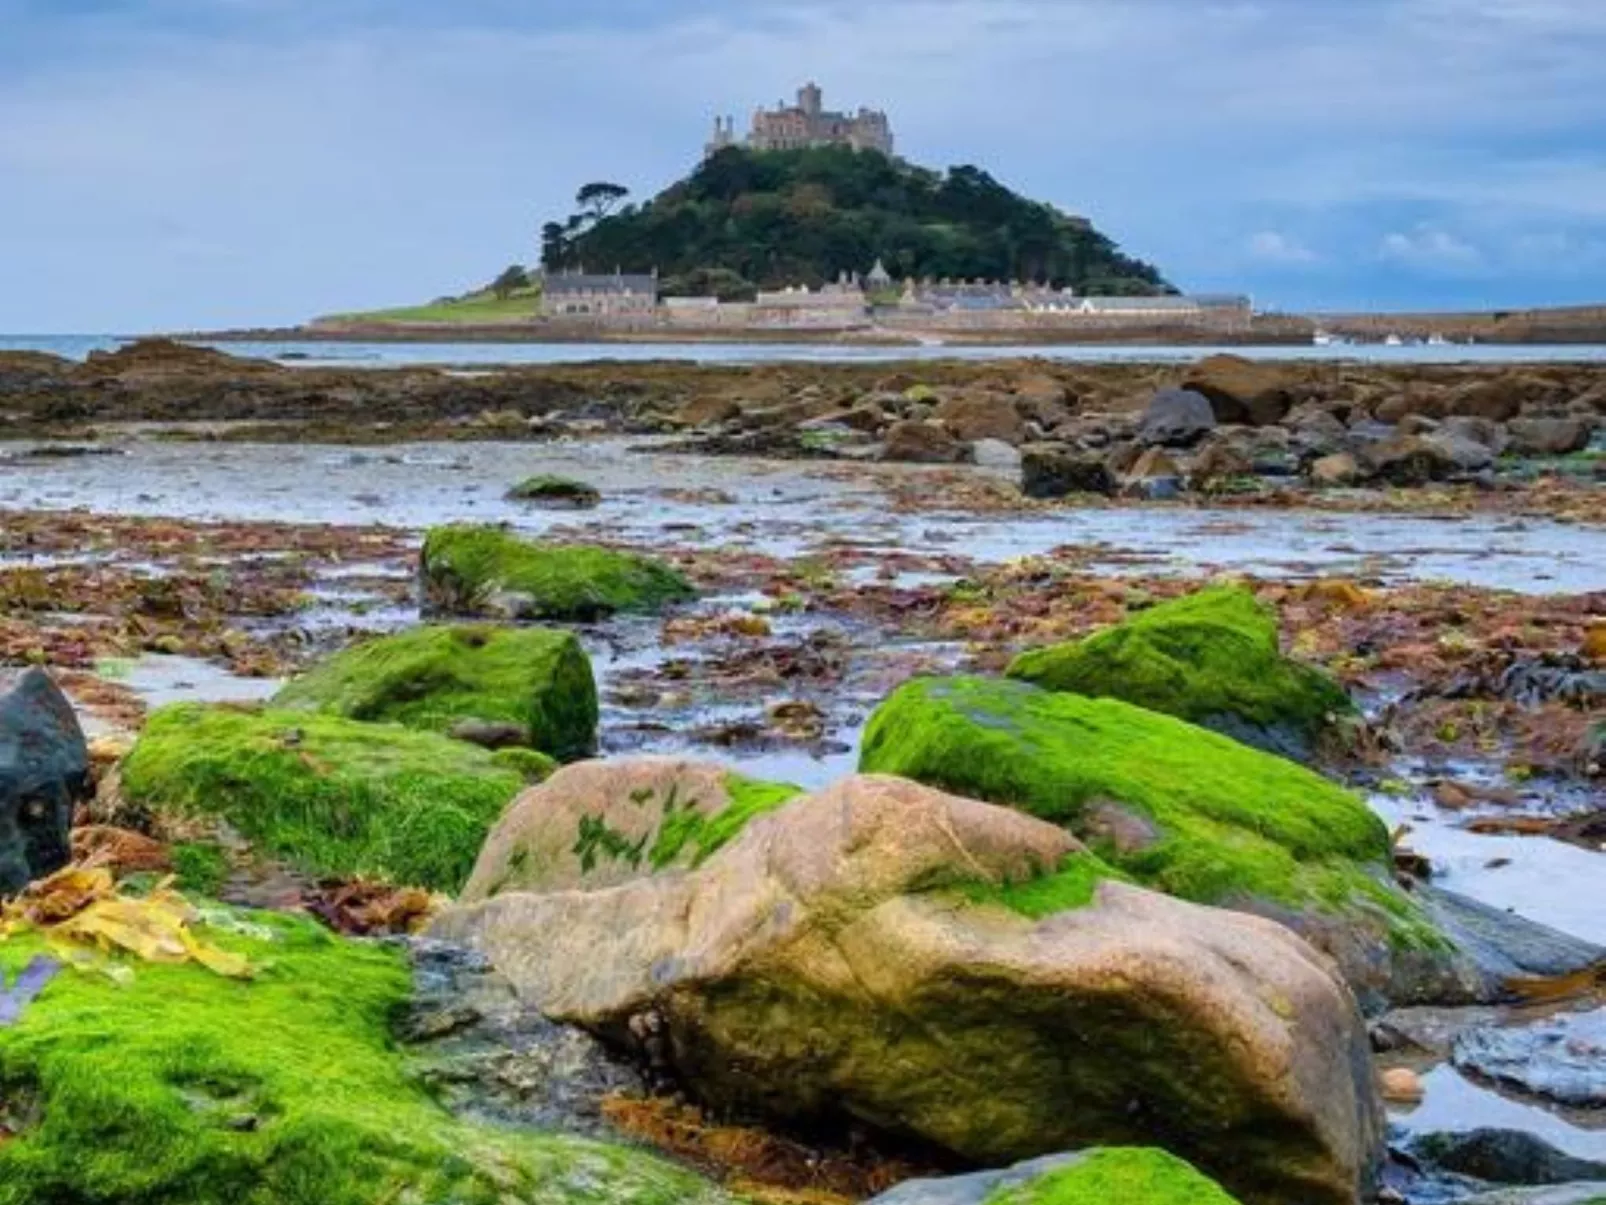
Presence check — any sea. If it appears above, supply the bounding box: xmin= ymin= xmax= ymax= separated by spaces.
xmin=4 ymin=333 xmax=1606 ymax=368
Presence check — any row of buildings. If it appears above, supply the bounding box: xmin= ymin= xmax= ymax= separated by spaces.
xmin=539 ymin=268 xmax=1252 ymax=330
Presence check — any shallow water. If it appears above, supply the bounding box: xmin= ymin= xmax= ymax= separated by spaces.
xmin=1393 ymin=1064 xmax=1606 ymax=1163
xmin=3 ymin=438 xmax=1601 ymax=593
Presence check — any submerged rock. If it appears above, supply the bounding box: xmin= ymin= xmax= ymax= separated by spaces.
xmin=1006 ymin=586 xmax=1356 ymax=762
xmin=273 ymin=624 xmax=599 ymax=763
xmin=434 ymin=774 xmax=1385 ymax=1205
xmin=459 ymin=758 xmax=801 ymax=900
xmin=505 ymin=475 xmax=602 ymax=508
xmin=0 ymin=907 xmax=727 ymax=1204
xmin=0 ymin=668 xmax=90 ymax=897
xmin=420 ymin=524 xmax=695 ymax=622
xmin=1406 ymin=1128 xmax=1606 ymax=1187
xmin=1453 ymin=1009 xmax=1606 ymax=1109
xmin=865 ymin=1148 xmax=1244 ymax=1205
xmin=121 ymin=703 xmax=529 ymax=892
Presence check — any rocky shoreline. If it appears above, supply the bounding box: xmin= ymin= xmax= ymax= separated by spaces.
xmin=0 ymin=338 xmax=1602 ymax=1205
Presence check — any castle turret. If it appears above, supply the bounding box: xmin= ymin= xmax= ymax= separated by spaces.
xmin=799 ymin=81 xmax=823 ymax=117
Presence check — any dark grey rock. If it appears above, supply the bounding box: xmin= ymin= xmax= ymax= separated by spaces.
xmin=1019 ymin=444 xmax=1116 ymax=498
xmin=0 ymin=668 xmax=90 ymax=897
xmin=1408 ymin=1128 xmax=1606 ymax=1186
xmin=1507 ymin=418 xmax=1593 ymax=457
xmin=401 ymin=938 xmax=647 ymax=1138
xmin=1461 ymin=1185 xmax=1606 ymax=1205
xmin=865 ymin=1153 xmax=1084 ymax=1205
xmin=1417 ymin=886 xmax=1606 ymax=1001
xmin=1138 ymin=388 xmax=1216 ymax=447
xmin=448 ymin=719 xmax=531 ymax=751
xmin=1453 ymin=1009 xmax=1606 ymax=1109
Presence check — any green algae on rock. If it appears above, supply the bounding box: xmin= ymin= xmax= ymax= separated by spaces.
xmin=987 ymin=1149 xmax=1244 ymax=1205
xmin=505 ymin=475 xmax=602 ymax=508
xmin=1007 ymin=586 xmax=1356 ymax=761
xmin=272 ymin=624 xmax=599 ymax=763
xmin=121 ymin=704 xmax=527 ymax=892
xmin=0 ymin=909 xmax=728 ymax=1205
xmin=421 ymin=525 xmax=694 ymax=623
xmin=857 ymin=676 xmax=1448 ymax=998
xmin=459 ymin=759 xmax=803 ymax=903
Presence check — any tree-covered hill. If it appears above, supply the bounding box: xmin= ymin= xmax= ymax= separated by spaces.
xmin=541 ymin=147 xmax=1171 ymax=299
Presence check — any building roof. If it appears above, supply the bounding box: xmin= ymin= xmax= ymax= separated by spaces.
xmin=1079 ymin=295 xmax=1202 ymax=312
xmin=542 ymin=272 xmax=657 ymax=296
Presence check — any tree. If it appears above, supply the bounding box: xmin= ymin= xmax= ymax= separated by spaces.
xmin=575 ymin=182 xmax=629 ymax=222
xmin=540 ymin=222 xmax=569 ymax=271
xmin=489 ymin=264 xmax=529 ymax=300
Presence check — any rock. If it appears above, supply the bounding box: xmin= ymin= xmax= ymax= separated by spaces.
xmin=1138 ymin=388 xmax=1217 ymax=447
xmin=1426 ymin=430 xmax=1498 ymax=472
xmin=1460 ymin=1185 xmax=1606 ymax=1205
xmin=882 ymin=419 xmax=973 ymax=463
xmin=677 ymin=395 xmax=743 ymax=427
xmin=448 ymin=719 xmax=539 ymax=752
xmin=1361 ymin=435 xmax=1463 ymax=485
xmin=857 ymin=675 xmax=1472 ymax=1010
xmin=0 ymin=904 xmax=726 ymax=1203
xmin=420 ymin=525 xmax=694 ymax=622
xmin=864 ymin=1149 xmax=1244 ymax=1205
xmin=0 ymin=669 xmax=89 ymax=897
xmin=1181 ymin=355 xmax=1296 ymax=426
xmin=934 ymin=393 xmax=1027 ymax=444
xmin=1506 ymin=418 xmax=1593 ymax=456
xmin=1288 ymin=406 xmax=1352 ymax=457
xmin=1452 ymin=1009 xmax=1606 ymax=1109
xmin=459 ymin=759 xmax=800 ymax=900
xmin=971 ymin=438 xmax=1023 ymax=472
xmin=1019 ymin=444 xmax=1116 ymax=498
xmin=1380 ymin=1067 xmax=1424 ymax=1104
xmin=402 ymin=938 xmax=648 ymax=1137
xmin=273 ymin=625 xmax=599 ymax=763
xmin=1121 ymin=447 xmax=1183 ymax=497
xmin=505 ymin=475 xmax=601 ymax=508
xmin=1188 ymin=439 xmax=1255 ymax=488
xmin=1407 ymin=1128 xmax=1606 ymax=1187
xmin=1006 ymin=587 xmax=1356 ymax=762
xmin=1410 ymin=885 xmax=1605 ymax=999
xmin=120 ymin=704 xmax=529 ymax=892
xmin=434 ymin=775 xmax=1384 ymax=1205
xmin=1310 ymin=452 xmax=1364 ymax=487
xmin=1443 ymin=377 xmax=1530 ymax=422
xmin=1441 ymin=415 xmax=1509 ymax=455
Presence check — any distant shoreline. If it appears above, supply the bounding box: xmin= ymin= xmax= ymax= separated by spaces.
xmin=171 ymin=302 xmax=1606 ymax=347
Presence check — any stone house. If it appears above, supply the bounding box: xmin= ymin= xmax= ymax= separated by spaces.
xmin=540 ymin=271 xmax=658 ymax=318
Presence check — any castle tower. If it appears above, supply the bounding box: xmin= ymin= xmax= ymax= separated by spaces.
xmin=798 ymin=81 xmax=823 ymax=117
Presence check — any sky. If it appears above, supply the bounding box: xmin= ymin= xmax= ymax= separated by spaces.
xmin=1 ymin=0 xmax=1604 ymax=332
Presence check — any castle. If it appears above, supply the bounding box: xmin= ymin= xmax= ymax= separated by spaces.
xmin=706 ymin=83 xmax=894 ymax=157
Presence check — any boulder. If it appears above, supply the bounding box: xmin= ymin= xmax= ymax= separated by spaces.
xmin=0 ymin=669 xmax=89 ymax=896
xmin=505 ymin=475 xmax=601 ymax=508
xmin=420 ymin=525 xmax=694 ymax=623
xmin=1506 ymin=417 xmax=1593 ymax=456
xmin=971 ymin=438 xmax=1024 ymax=472
xmin=1426 ymin=430 xmax=1498 ymax=472
xmin=460 ymin=759 xmax=801 ymax=900
xmin=1360 ymin=435 xmax=1463 ymax=485
xmin=1007 ymin=587 xmax=1355 ymax=762
xmin=858 ymin=676 xmax=1466 ymax=1009
xmin=1309 ymin=452 xmax=1364 ymax=488
xmin=1138 ymin=388 xmax=1217 ymax=447
xmin=1188 ymin=439 xmax=1255 ymax=489
xmin=121 ymin=703 xmax=531 ymax=891
xmin=882 ymin=419 xmax=972 ymax=463
xmin=1461 ymin=1186 xmax=1606 ymax=1205
xmin=433 ymin=775 xmax=1384 ymax=1205
xmin=1440 ymin=415 xmax=1508 ymax=455
xmin=1181 ymin=355 xmax=1296 ymax=427
xmin=1452 ymin=1009 xmax=1606 ymax=1109
xmin=273 ymin=625 xmax=599 ymax=763
xmin=1406 ymin=1128 xmax=1606 ymax=1187
xmin=1287 ymin=406 xmax=1351 ymax=457
xmin=1019 ymin=444 xmax=1116 ymax=499
xmin=0 ymin=908 xmax=726 ymax=1204
xmin=677 ymin=395 xmax=743 ymax=427
xmin=865 ymin=1149 xmax=1245 ymax=1205
xmin=1121 ymin=447 xmax=1182 ymax=496
xmin=934 ymin=393 xmax=1027 ymax=444
xmin=1442 ymin=377 xmax=1533 ymax=422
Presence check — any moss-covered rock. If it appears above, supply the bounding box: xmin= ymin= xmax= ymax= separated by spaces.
xmin=272 ymin=624 xmax=599 ymax=763
xmin=0 ymin=909 xmax=729 ymax=1205
xmin=506 ymin=475 xmax=602 ymax=508
xmin=460 ymin=758 xmax=803 ymax=902
xmin=867 ymin=1148 xmax=1244 ymax=1205
xmin=858 ymin=676 xmax=1450 ymax=1002
xmin=1006 ymin=586 xmax=1355 ymax=761
xmin=121 ymin=704 xmax=528 ymax=892
xmin=421 ymin=525 xmax=694 ymax=623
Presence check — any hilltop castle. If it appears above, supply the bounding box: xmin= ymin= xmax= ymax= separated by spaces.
xmin=706 ymin=82 xmax=894 ymax=157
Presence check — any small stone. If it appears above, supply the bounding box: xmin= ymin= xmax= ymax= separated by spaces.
xmin=1380 ymin=1067 xmax=1425 ymax=1105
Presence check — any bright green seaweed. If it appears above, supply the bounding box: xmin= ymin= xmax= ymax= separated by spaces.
xmin=273 ymin=624 xmax=599 ymax=763
xmin=985 ymin=1149 xmax=1244 ymax=1205
xmin=121 ymin=704 xmax=527 ymax=892
xmin=0 ymin=911 xmax=727 ymax=1205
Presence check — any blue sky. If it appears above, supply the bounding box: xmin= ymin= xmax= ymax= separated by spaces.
xmin=2 ymin=0 xmax=1604 ymax=332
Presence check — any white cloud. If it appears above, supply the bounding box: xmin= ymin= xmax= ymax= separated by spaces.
xmin=1246 ymin=231 xmax=1318 ymax=266
xmin=1377 ymin=226 xmax=1485 ymax=271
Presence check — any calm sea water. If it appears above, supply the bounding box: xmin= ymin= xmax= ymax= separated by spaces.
xmin=4 ymin=333 xmax=1606 ymax=367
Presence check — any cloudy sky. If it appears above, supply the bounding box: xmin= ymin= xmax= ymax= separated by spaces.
xmin=2 ymin=0 xmax=1604 ymax=332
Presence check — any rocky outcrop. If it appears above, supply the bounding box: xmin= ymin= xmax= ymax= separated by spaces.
xmin=459 ymin=759 xmax=800 ymax=900
xmin=1181 ymin=355 xmax=1297 ymax=427
xmin=0 ymin=669 xmax=89 ymax=896
xmin=1019 ymin=444 xmax=1116 ymax=498
xmin=273 ymin=624 xmax=598 ymax=763
xmin=1138 ymin=388 xmax=1216 ymax=447
xmin=434 ymin=774 xmax=1385 ymax=1205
